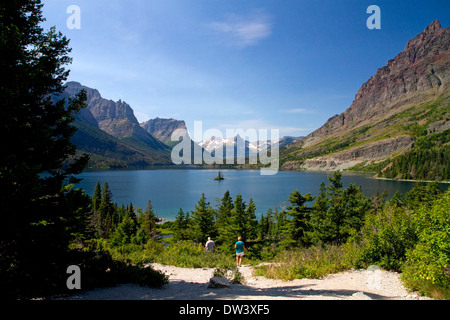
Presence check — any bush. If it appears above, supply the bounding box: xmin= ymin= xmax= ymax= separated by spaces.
xmin=254 ymin=245 xmax=350 ymax=280
xmin=402 ymin=190 xmax=450 ymax=298
xmin=357 ymin=205 xmax=416 ymax=271
xmin=107 ymin=240 xmax=165 ymax=264
xmin=157 ymin=241 xmax=235 ymax=269
xmin=73 ymin=244 xmax=168 ymax=290
xmin=214 ymin=267 xmax=244 ymax=284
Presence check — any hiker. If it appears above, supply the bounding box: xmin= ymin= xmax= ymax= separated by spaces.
xmin=205 ymin=237 xmax=215 ymax=253
xmin=235 ymin=236 xmax=245 ymax=267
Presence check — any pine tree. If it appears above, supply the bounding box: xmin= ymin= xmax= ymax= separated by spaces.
xmin=174 ymin=208 xmax=190 ymax=240
xmin=111 ymin=214 xmax=137 ymax=246
xmin=140 ymin=200 xmax=157 ymax=240
xmin=258 ymin=211 xmax=269 ymax=240
xmin=216 ymin=190 xmax=233 ymax=228
xmin=285 ymin=190 xmax=315 ymax=246
xmin=340 ymin=184 xmax=370 ymax=242
xmin=0 ymin=0 xmax=90 ymax=298
xmin=309 ymin=182 xmax=332 ymax=244
xmin=97 ymin=182 xmax=116 ymax=238
xmin=90 ymin=181 xmax=102 ymax=234
xmin=233 ymin=194 xmax=247 ymax=240
xmin=190 ymin=193 xmax=216 ymax=244
xmin=245 ymin=198 xmax=259 ymax=241
xmin=215 ymin=191 xmax=234 ymax=246
xmin=325 ymin=171 xmax=346 ymax=243
xmin=126 ymin=202 xmax=138 ymax=225
xmin=272 ymin=209 xmax=289 ymax=243
xmin=92 ymin=181 xmax=102 ymax=213
xmin=175 ymin=208 xmax=186 ymax=229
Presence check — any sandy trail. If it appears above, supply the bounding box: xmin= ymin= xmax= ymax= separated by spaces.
xmin=58 ymin=263 xmax=430 ymax=300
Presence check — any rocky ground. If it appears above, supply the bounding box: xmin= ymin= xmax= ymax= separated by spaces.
xmin=58 ymin=264 xmax=430 ymax=300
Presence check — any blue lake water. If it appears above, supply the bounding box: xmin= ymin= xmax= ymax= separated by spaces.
xmin=75 ymin=168 xmax=447 ymax=220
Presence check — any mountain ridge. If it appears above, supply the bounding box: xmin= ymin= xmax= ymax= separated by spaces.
xmin=140 ymin=117 xmax=187 ymax=146
xmin=59 ymin=82 xmax=174 ymax=168
xmin=280 ymin=20 xmax=450 ymax=180
xmin=65 ymin=81 xmax=168 ymax=152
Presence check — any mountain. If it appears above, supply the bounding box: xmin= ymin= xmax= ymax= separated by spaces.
xmin=140 ymin=117 xmax=187 ymax=146
xmin=281 ymin=20 xmax=450 ymax=181
xmin=58 ymin=82 xmax=172 ymax=168
xmin=199 ymin=135 xmax=303 ymax=157
xmin=65 ymin=82 xmax=168 ymax=151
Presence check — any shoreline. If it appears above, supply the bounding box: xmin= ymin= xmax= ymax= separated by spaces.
xmin=371 ymin=175 xmax=450 ymax=184
xmin=82 ymin=165 xmax=450 ymax=184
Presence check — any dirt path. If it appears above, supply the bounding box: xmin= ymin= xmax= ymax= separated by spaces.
xmin=58 ymin=264 xmax=430 ymax=300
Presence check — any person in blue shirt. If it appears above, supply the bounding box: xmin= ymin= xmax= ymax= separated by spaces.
xmin=234 ymin=236 xmax=245 ymax=267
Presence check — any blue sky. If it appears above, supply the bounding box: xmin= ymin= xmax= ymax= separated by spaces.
xmin=42 ymin=0 xmax=450 ymax=139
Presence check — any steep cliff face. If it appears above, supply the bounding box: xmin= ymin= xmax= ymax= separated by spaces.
xmin=140 ymin=118 xmax=187 ymax=144
xmin=282 ymin=20 xmax=450 ymax=172
xmin=305 ymin=21 xmax=449 ymax=148
xmin=301 ymin=136 xmax=415 ymax=171
xmin=62 ymin=82 xmax=172 ymax=167
xmin=65 ymin=82 xmax=168 ymax=152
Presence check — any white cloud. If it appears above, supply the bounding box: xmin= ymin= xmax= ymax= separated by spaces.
xmin=218 ymin=119 xmax=312 ymax=140
xmin=209 ymin=10 xmax=273 ymax=48
xmin=284 ymin=108 xmax=315 ymax=114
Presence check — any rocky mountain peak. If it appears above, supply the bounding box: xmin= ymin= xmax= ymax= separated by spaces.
xmin=404 ymin=20 xmax=447 ymax=59
xmin=303 ymin=20 xmax=449 ymax=148
xmin=424 ymin=19 xmax=441 ymax=34
xmin=63 ymin=82 xmax=168 ymax=152
xmin=140 ymin=118 xmax=187 ymax=144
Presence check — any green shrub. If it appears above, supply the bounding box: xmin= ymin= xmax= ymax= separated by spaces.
xmin=156 ymin=241 xmax=236 ymax=269
xmin=402 ymin=190 xmax=450 ymax=297
xmin=254 ymin=245 xmax=350 ymax=280
xmin=357 ymin=205 xmax=416 ymax=271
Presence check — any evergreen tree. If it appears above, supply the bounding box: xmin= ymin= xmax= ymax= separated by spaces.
xmin=174 ymin=208 xmax=190 ymax=240
xmin=117 ymin=204 xmax=127 ymax=223
xmin=92 ymin=181 xmax=102 ymax=213
xmin=258 ymin=210 xmax=270 ymax=240
xmin=140 ymin=200 xmax=157 ymax=240
xmin=285 ymin=190 xmax=315 ymax=246
xmin=216 ymin=190 xmax=233 ymax=229
xmin=90 ymin=181 xmax=102 ymax=234
xmin=190 ymin=193 xmax=216 ymax=244
xmin=325 ymin=171 xmax=346 ymax=243
xmin=340 ymin=184 xmax=370 ymax=241
xmin=403 ymin=181 xmax=441 ymax=208
xmin=271 ymin=209 xmax=289 ymax=243
xmin=245 ymin=198 xmax=259 ymax=241
xmin=215 ymin=191 xmax=234 ymax=246
xmin=126 ymin=202 xmax=138 ymax=225
xmin=175 ymin=208 xmax=186 ymax=229
xmin=111 ymin=214 xmax=137 ymax=246
xmin=233 ymin=194 xmax=247 ymax=240
xmin=370 ymin=190 xmax=388 ymax=213
xmin=97 ymin=182 xmax=116 ymax=238
xmin=0 ymin=0 xmax=90 ymax=298
xmin=309 ymin=182 xmax=332 ymax=244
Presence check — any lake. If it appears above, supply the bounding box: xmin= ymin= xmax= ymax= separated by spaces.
xmin=75 ymin=168 xmax=447 ymax=220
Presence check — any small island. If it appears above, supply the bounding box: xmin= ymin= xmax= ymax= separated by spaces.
xmin=214 ymin=171 xmax=225 ymax=181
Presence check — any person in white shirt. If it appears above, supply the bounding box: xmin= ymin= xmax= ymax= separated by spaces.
xmin=205 ymin=237 xmax=215 ymax=253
